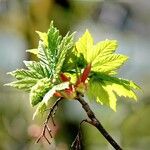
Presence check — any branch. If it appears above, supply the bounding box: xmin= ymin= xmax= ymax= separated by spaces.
xmin=36 ymin=98 xmax=62 ymax=144
xmin=76 ymin=94 xmax=123 ymax=150
xmin=70 ymin=120 xmax=86 ymax=150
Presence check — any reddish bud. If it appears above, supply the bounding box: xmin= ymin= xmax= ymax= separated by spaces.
xmin=60 ymin=73 xmax=70 ymax=82
xmin=76 ymin=64 xmax=91 ymax=86
xmin=54 ymin=92 xmax=62 ymax=97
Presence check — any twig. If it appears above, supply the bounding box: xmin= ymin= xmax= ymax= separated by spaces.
xmin=76 ymin=93 xmax=123 ymax=150
xmin=36 ymin=93 xmax=123 ymax=149
xmin=36 ymin=98 xmax=62 ymax=144
xmin=70 ymin=120 xmax=86 ymax=150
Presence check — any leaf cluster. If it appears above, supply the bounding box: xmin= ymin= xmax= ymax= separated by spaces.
xmin=5 ymin=22 xmax=140 ymax=118
xmin=75 ymin=30 xmax=140 ymax=110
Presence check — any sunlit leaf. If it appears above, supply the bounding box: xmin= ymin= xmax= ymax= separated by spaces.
xmin=30 ymin=78 xmax=51 ymax=106
xmin=92 ymin=54 xmax=128 ymax=74
xmin=36 ymin=31 xmax=48 ymax=47
xmin=93 ymin=39 xmax=118 ymax=58
xmin=43 ymin=82 xmax=69 ymax=105
xmin=75 ymin=30 xmax=128 ymax=75
xmin=23 ymin=61 xmax=50 ymax=78
xmin=76 ymin=30 xmax=93 ymax=63
xmin=32 ymin=102 xmax=47 ymax=120
xmin=26 ymin=49 xmax=39 ymax=57
xmin=5 ymin=78 xmax=38 ymax=92
xmin=87 ymin=80 xmax=117 ymax=111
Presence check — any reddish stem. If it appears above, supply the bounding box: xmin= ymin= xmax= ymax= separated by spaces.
xmin=76 ymin=64 xmax=91 ymax=85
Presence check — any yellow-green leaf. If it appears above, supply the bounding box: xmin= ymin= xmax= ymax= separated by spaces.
xmin=92 ymin=54 xmax=128 ymax=74
xmin=76 ymin=30 xmax=93 ymax=62
xmin=110 ymin=82 xmax=137 ymax=100
xmin=32 ymin=102 xmax=46 ymax=120
xmin=75 ymin=30 xmax=127 ymax=75
xmin=26 ymin=49 xmax=39 ymax=57
xmin=87 ymin=81 xmax=117 ymax=111
xmin=30 ymin=78 xmax=51 ymax=107
xmin=36 ymin=31 xmax=48 ymax=47
xmin=43 ymin=82 xmax=69 ymax=105
xmin=93 ymin=39 xmax=118 ymax=59
xmin=5 ymin=78 xmax=38 ymax=92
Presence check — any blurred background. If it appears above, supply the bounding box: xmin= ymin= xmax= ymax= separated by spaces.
xmin=0 ymin=0 xmax=150 ymax=150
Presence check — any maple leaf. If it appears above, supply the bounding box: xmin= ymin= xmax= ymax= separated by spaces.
xmin=75 ymin=30 xmax=139 ymax=111
xmin=5 ymin=21 xmax=75 ymax=118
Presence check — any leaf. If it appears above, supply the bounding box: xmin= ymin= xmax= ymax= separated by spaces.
xmin=76 ymin=30 xmax=93 ymax=63
xmin=55 ymin=32 xmax=75 ymax=74
xmin=110 ymin=82 xmax=137 ymax=100
xmin=47 ymin=21 xmax=62 ymax=55
xmin=5 ymin=78 xmax=38 ymax=91
xmin=101 ymin=75 xmax=139 ymax=100
xmin=6 ymin=22 xmax=75 ymax=97
xmin=30 ymin=78 xmax=51 ymax=106
xmin=32 ymin=102 xmax=47 ymax=120
xmin=102 ymin=82 xmax=117 ymax=111
xmin=36 ymin=22 xmax=75 ymax=78
xmin=75 ymin=31 xmax=118 ymax=64
xmin=87 ymin=81 xmax=109 ymax=105
xmin=23 ymin=61 xmax=50 ymax=78
xmin=92 ymin=54 xmax=128 ymax=74
xmin=87 ymin=80 xmax=117 ymax=111
xmin=93 ymin=39 xmax=118 ymax=58
xmin=35 ymin=22 xmax=62 ymax=76
xmin=36 ymin=31 xmax=48 ymax=47
xmin=75 ymin=30 xmax=127 ymax=75
xmin=37 ymin=41 xmax=51 ymax=67
xmin=87 ymin=72 xmax=139 ymax=110
xmin=95 ymin=73 xmax=140 ymax=90
xmin=7 ymin=69 xmax=37 ymax=80
xmin=26 ymin=49 xmax=39 ymax=57
xmin=43 ymin=82 xmax=69 ymax=105
xmin=7 ymin=60 xmax=51 ymax=81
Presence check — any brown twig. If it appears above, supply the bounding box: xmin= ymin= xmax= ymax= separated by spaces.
xmin=36 ymin=98 xmax=62 ymax=144
xmin=76 ymin=93 xmax=123 ymax=150
xmin=36 ymin=93 xmax=123 ymax=149
xmin=70 ymin=120 xmax=86 ymax=150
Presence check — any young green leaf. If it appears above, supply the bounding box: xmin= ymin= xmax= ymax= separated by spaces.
xmin=36 ymin=22 xmax=75 ymax=78
xmin=23 ymin=61 xmax=50 ymax=78
xmin=93 ymin=39 xmax=118 ymax=58
xmin=87 ymin=80 xmax=117 ymax=111
xmin=75 ymin=30 xmax=128 ymax=75
xmin=32 ymin=102 xmax=47 ymax=120
xmin=76 ymin=30 xmax=93 ymax=63
xmin=36 ymin=31 xmax=48 ymax=47
xmin=55 ymin=32 xmax=75 ymax=74
xmin=5 ymin=78 xmax=38 ymax=92
xmin=91 ymin=54 xmax=128 ymax=74
xmin=43 ymin=82 xmax=69 ymax=105
xmin=26 ymin=49 xmax=39 ymax=56
xmin=30 ymin=78 xmax=51 ymax=106
xmin=7 ymin=69 xmax=37 ymax=80
xmin=87 ymin=72 xmax=139 ymax=110
xmin=102 ymin=82 xmax=117 ymax=111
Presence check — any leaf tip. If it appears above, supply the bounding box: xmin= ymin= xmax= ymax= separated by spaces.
xmin=85 ymin=29 xmax=91 ymax=35
xmin=6 ymin=72 xmax=12 ymax=75
xmin=50 ymin=20 xmax=54 ymax=27
xmin=3 ymin=83 xmax=9 ymax=86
